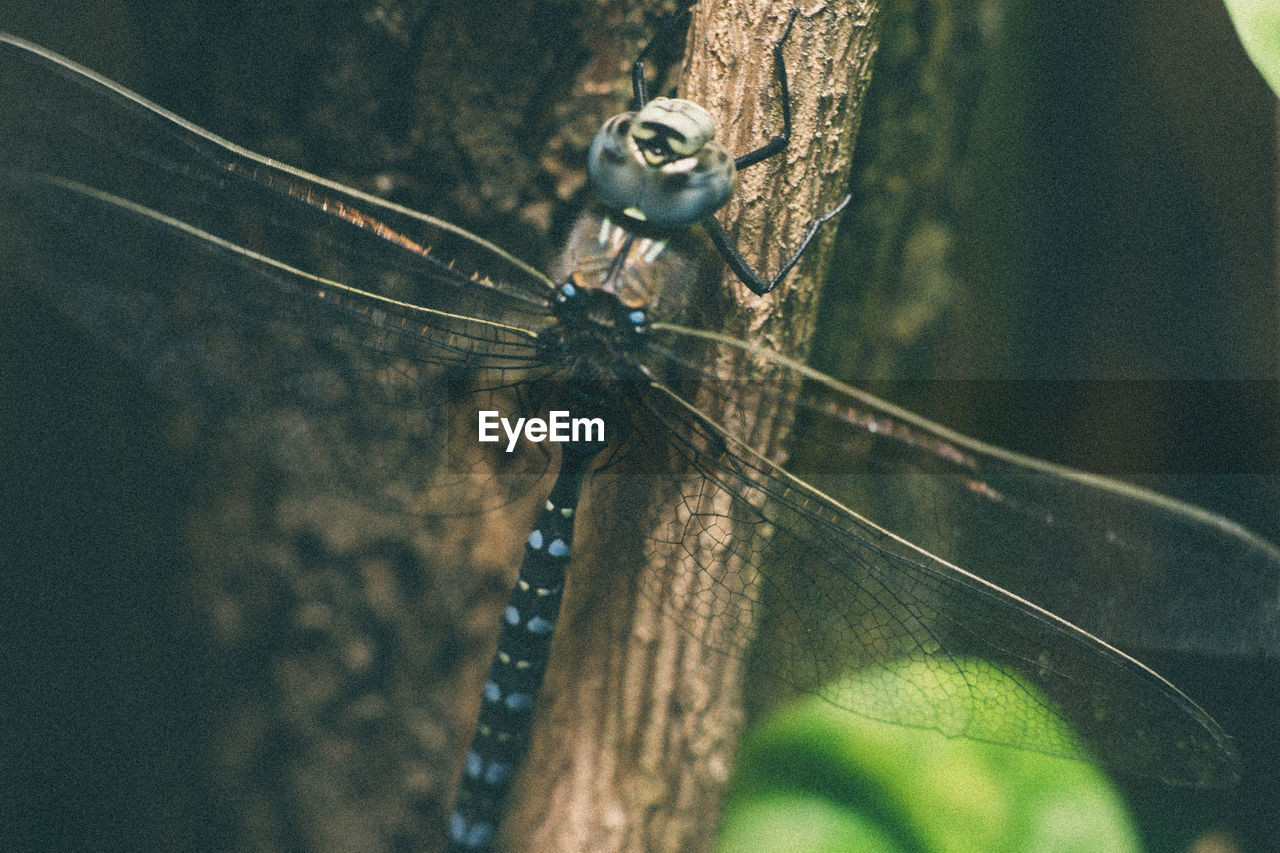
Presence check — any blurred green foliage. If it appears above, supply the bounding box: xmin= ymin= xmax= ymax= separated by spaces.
xmin=1224 ymin=0 xmax=1280 ymax=95
xmin=719 ymin=660 xmax=1142 ymax=853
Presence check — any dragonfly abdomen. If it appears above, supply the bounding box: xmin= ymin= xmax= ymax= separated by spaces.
xmin=447 ymin=444 xmax=597 ymax=852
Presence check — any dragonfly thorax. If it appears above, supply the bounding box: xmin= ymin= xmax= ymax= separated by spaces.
xmin=588 ymin=96 xmax=735 ymax=228
xmin=529 ymin=281 xmax=650 ymax=422
xmin=551 ymin=280 xmax=650 ymax=342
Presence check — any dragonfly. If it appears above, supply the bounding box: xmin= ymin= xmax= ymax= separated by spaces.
xmin=3 ymin=5 xmax=1279 ymax=853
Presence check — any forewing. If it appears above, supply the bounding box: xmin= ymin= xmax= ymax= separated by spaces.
xmin=0 ymin=33 xmax=564 ymax=514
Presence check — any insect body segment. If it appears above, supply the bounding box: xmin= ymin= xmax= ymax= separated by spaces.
xmin=600 ymin=5 xmax=851 ymax=297
xmin=588 ymin=97 xmax=735 ymax=227
xmin=448 ymin=446 xmax=594 ymax=852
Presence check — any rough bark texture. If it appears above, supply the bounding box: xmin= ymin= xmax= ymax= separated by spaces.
xmin=809 ymin=0 xmax=1001 ymax=382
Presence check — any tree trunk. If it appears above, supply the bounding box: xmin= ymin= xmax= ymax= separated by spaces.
xmin=499 ymin=3 xmax=877 ymax=851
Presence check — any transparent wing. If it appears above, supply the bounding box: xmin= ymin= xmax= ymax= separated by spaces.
xmin=631 ymin=322 xmax=1280 ymax=786
xmin=0 ymin=33 xmax=558 ymax=387
xmin=789 ymin=375 xmax=1280 ymax=659
xmin=0 ymin=33 xmax=565 ymax=515
xmin=0 ymin=34 xmax=555 ymax=308
xmin=8 ymin=27 xmax=1277 ymax=792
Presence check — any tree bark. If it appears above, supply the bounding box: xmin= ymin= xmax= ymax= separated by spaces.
xmin=499 ymin=3 xmax=877 ymax=851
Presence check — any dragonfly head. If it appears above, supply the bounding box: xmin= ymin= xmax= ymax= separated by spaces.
xmin=588 ymin=97 xmax=735 ymax=228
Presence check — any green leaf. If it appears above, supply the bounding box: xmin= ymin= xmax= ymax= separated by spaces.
xmin=720 ymin=659 xmax=1142 ymax=853
xmin=1224 ymin=0 xmax=1280 ymax=95
xmin=718 ymin=793 xmax=904 ymax=853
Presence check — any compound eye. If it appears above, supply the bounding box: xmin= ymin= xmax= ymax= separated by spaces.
xmin=629 ymin=97 xmax=716 ymax=163
xmin=587 ymin=98 xmax=735 ymax=228
xmin=638 ymin=138 xmax=672 ymax=162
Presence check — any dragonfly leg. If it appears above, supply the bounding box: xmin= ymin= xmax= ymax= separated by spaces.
xmin=705 ymin=191 xmax=851 ymax=297
xmin=630 ymin=1 xmax=701 ymax=107
xmin=702 ymin=9 xmax=850 ymax=297
xmin=733 ymin=9 xmax=800 ymax=171
xmin=701 ymin=190 xmax=849 ymax=297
